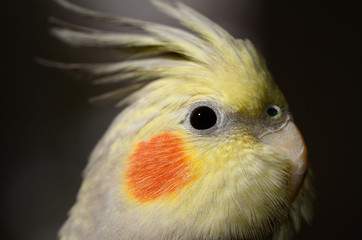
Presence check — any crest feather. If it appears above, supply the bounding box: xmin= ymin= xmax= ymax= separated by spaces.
xmin=46 ymin=0 xmax=264 ymax=104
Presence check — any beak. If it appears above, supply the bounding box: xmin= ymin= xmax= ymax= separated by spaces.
xmin=259 ymin=121 xmax=307 ymax=200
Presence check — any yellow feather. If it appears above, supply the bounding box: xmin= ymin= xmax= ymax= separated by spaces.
xmin=49 ymin=1 xmax=314 ymax=239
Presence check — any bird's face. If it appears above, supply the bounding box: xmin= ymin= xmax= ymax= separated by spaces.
xmin=113 ymin=74 xmax=308 ymax=239
xmin=52 ymin=1 xmax=313 ymax=239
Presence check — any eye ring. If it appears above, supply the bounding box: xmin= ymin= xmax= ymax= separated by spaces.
xmin=185 ymin=102 xmax=224 ymax=135
xmin=266 ymin=105 xmax=282 ymax=118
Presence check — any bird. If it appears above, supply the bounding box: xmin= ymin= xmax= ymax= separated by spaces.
xmin=46 ymin=0 xmax=314 ymax=239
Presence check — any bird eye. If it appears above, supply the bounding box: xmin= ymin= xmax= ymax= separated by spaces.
xmin=190 ymin=106 xmax=217 ymax=130
xmin=266 ymin=105 xmax=281 ymax=118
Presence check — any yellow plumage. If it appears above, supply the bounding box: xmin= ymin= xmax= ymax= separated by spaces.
xmin=47 ymin=0 xmax=314 ymax=239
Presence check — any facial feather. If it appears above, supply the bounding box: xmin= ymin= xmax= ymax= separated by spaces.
xmin=48 ymin=0 xmax=314 ymax=239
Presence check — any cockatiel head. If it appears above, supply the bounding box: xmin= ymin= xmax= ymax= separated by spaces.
xmin=50 ymin=0 xmax=314 ymax=239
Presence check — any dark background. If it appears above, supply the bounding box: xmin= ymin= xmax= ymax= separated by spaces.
xmin=3 ymin=0 xmax=361 ymax=239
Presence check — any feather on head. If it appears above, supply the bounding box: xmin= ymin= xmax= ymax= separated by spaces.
xmin=46 ymin=0 xmax=285 ymax=114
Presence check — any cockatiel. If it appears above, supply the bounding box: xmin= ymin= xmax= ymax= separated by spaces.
xmin=48 ymin=0 xmax=314 ymax=239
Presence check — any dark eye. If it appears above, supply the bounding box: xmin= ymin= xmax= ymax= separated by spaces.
xmin=266 ymin=106 xmax=281 ymax=117
xmin=190 ymin=106 xmax=217 ymax=130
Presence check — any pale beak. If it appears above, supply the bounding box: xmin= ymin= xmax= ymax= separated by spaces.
xmin=259 ymin=121 xmax=308 ymax=200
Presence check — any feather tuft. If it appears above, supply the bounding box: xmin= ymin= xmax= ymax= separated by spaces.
xmin=42 ymin=0 xmax=265 ymax=105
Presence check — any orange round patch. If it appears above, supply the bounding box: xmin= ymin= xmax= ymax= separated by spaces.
xmin=125 ymin=131 xmax=194 ymax=202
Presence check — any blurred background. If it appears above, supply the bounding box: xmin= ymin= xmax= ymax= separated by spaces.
xmin=2 ymin=0 xmax=361 ymax=239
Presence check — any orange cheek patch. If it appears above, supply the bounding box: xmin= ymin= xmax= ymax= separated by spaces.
xmin=125 ymin=131 xmax=195 ymax=202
